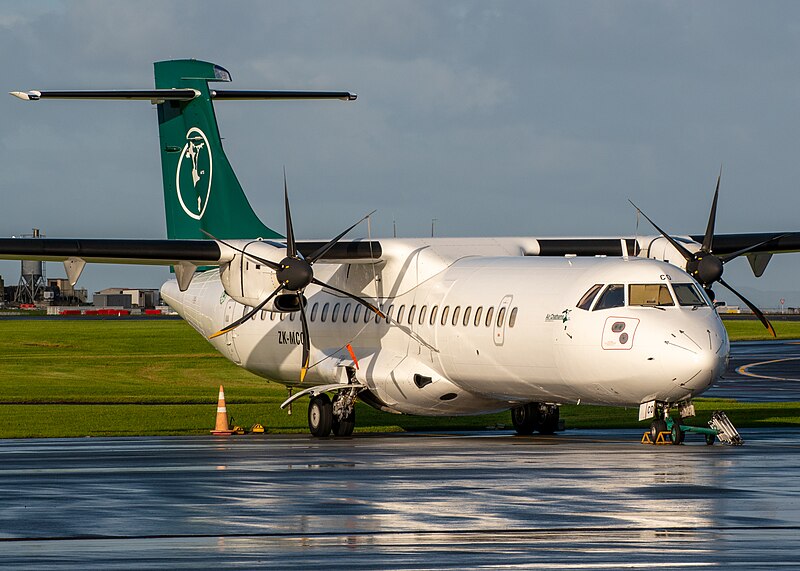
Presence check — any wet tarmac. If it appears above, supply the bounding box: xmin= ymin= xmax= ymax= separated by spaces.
xmin=707 ymin=339 xmax=800 ymax=401
xmin=1 ymin=430 xmax=800 ymax=569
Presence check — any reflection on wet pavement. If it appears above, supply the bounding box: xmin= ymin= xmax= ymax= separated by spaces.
xmin=1 ymin=430 xmax=799 ymax=568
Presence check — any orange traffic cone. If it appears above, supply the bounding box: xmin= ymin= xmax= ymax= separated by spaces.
xmin=211 ymin=385 xmax=235 ymax=435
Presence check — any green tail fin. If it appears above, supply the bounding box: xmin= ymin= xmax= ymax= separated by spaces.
xmin=154 ymin=59 xmax=281 ymax=240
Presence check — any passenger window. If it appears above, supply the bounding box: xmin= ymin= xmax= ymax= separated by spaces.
xmin=321 ymin=303 xmax=330 ymax=322
xmin=441 ymin=306 xmax=450 ymax=326
xmin=577 ymin=284 xmax=603 ymax=310
xmin=353 ymin=304 xmax=362 ymax=323
xmin=430 ymin=306 xmax=439 ymax=325
xmin=419 ymin=306 xmax=428 ymax=325
xmin=280 ymin=312 xmax=286 ymax=321
xmin=397 ymin=305 xmax=405 ymax=324
xmin=310 ymin=303 xmax=318 ymax=321
xmin=289 ymin=311 xmax=296 ymax=321
xmin=343 ymin=303 xmax=352 ymax=323
xmin=497 ymin=307 xmax=506 ymax=327
xmin=386 ymin=304 xmax=394 ymax=324
xmin=452 ymin=306 xmax=461 ymax=326
xmin=673 ymin=283 xmax=708 ymax=307
xmin=509 ymin=307 xmax=518 ymax=328
xmin=408 ymin=305 xmax=417 ymax=325
xmin=270 ymin=311 xmax=277 ymax=321
xmin=365 ymin=305 xmax=372 ymax=323
xmin=474 ymin=306 xmax=483 ymax=327
xmin=463 ymin=306 xmax=472 ymax=326
xmin=261 ymin=310 xmax=267 ymax=320
xmin=485 ymin=307 xmax=494 ymax=327
xmin=332 ymin=303 xmax=340 ymax=322
xmin=593 ymin=284 xmax=625 ymax=311
xmin=629 ymin=284 xmax=674 ymax=307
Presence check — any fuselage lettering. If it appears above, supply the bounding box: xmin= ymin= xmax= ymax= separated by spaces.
xmin=278 ymin=330 xmax=303 ymax=345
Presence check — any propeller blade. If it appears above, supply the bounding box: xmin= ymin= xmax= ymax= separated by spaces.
xmin=719 ymin=233 xmax=790 ymax=264
xmin=718 ymin=278 xmax=776 ymax=338
xmin=284 ymin=169 xmax=297 ymax=258
xmin=307 ymin=210 xmax=377 ymax=264
xmin=311 ymin=277 xmax=386 ymax=318
xmin=702 ymin=166 xmax=722 ymax=252
xmin=628 ymin=200 xmax=693 ymax=262
xmin=199 ymin=229 xmax=281 ymax=270
xmin=297 ymin=293 xmax=311 ymax=382
xmin=208 ymin=283 xmax=286 ymax=339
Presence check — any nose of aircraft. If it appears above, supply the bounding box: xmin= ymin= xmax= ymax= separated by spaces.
xmin=661 ymin=312 xmax=729 ymax=396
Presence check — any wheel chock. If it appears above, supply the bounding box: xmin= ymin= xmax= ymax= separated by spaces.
xmin=250 ymin=423 xmax=265 ymax=434
xmin=232 ymin=425 xmax=246 ymax=435
xmin=641 ymin=431 xmax=672 ymax=445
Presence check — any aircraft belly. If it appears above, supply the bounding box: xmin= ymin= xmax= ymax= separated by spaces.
xmin=366 ymin=354 xmax=509 ymax=416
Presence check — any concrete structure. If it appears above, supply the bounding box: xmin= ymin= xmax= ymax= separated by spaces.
xmin=47 ymin=278 xmax=88 ymax=305
xmin=14 ymin=229 xmax=46 ymax=305
xmin=94 ymin=288 xmax=159 ymax=308
xmin=93 ymin=292 xmax=132 ymax=309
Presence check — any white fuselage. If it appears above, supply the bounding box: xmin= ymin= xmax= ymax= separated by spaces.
xmin=161 ymin=238 xmax=729 ymax=416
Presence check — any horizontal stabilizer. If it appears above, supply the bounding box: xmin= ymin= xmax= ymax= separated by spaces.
xmin=210 ymin=90 xmax=356 ymax=101
xmin=10 ymin=89 xmax=200 ymax=102
xmin=10 ymin=89 xmax=356 ymax=103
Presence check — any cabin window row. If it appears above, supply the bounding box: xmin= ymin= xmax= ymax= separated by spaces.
xmin=251 ymin=302 xmax=519 ymax=328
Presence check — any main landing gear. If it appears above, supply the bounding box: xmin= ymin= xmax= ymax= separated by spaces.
xmin=511 ymin=403 xmax=560 ymax=435
xmin=307 ymin=388 xmax=358 ymax=437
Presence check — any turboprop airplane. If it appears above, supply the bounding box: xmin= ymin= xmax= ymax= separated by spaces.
xmin=6 ymin=59 xmax=800 ymax=442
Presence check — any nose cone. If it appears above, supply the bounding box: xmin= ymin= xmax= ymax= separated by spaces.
xmin=662 ymin=312 xmax=729 ymax=397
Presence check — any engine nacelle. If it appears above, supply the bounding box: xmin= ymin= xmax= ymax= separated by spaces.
xmin=642 ymin=236 xmax=700 ymax=271
xmin=219 ymin=241 xmax=283 ymax=308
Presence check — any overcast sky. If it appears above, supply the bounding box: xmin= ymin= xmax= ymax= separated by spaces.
xmin=1 ymin=1 xmax=799 ymax=307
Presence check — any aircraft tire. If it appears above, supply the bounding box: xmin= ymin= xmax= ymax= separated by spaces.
xmin=670 ymin=422 xmax=684 ymax=445
xmin=511 ymin=404 xmax=538 ymax=435
xmin=537 ymin=406 xmax=560 ymax=435
xmin=332 ymin=408 xmax=356 ymax=437
xmin=649 ymin=418 xmax=667 ymax=444
xmin=308 ymin=394 xmax=333 ymax=437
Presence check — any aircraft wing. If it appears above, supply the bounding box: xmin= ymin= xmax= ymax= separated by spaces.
xmin=0 ymin=238 xmax=381 ymax=265
xmin=0 ymin=237 xmax=383 ymax=291
xmin=0 ymin=238 xmax=222 ymax=266
xmin=688 ymin=232 xmax=800 ymax=255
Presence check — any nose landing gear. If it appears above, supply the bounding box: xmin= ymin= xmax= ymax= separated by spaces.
xmin=641 ymin=402 xmax=743 ymax=446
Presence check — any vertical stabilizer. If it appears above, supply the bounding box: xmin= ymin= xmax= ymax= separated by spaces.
xmin=154 ymin=59 xmax=280 ymax=240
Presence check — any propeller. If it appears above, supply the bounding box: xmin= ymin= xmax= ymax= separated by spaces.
xmin=630 ymin=168 xmax=777 ymax=338
xmin=209 ymin=172 xmax=385 ymax=381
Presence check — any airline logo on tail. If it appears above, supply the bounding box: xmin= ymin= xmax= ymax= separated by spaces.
xmin=175 ymin=127 xmax=213 ymax=220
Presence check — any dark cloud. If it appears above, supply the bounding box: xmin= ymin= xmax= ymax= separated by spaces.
xmin=1 ymin=1 xmax=799 ymax=305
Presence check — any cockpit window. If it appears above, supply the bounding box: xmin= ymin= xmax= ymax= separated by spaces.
xmin=593 ymin=284 xmax=625 ymax=310
xmin=629 ymin=284 xmax=674 ymax=307
xmin=673 ymin=283 xmax=709 ymax=307
xmin=576 ymin=284 xmax=603 ymax=310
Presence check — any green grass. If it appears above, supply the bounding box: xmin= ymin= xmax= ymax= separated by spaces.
xmin=722 ymin=318 xmax=800 ymax=341
xmin=0 ymin=318 xmax=797 ymax=438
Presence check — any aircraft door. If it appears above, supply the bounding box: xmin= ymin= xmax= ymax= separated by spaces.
xmin=222 ymin=299 xmax=242 ymax=364
xmin=493 ymin=295 xmax=513 ymax=346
